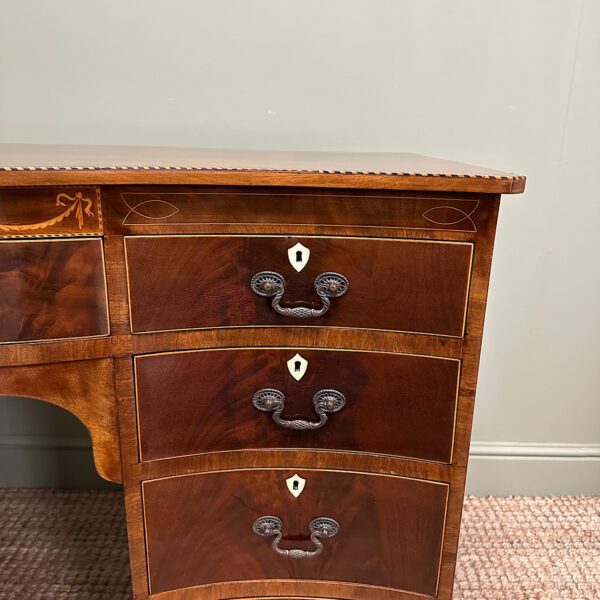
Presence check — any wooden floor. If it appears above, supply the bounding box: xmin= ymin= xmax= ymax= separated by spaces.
xmin=0 ymin=490 xmax=597 ymax=600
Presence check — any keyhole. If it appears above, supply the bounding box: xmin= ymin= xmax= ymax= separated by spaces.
xmin=286 ymin=473 xmax=306 ymax=497
xmin=294 ymin=360 xmax=301 ymax=372
xmin=296 ymin=250 xmax=303 ymax=262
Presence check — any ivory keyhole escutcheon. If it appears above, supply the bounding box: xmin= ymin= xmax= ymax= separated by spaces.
xmin=287 ymin=353 xmax=308 ymax=381
xmin=287 ymin=242 xmax=310 ymax=272
xmin=286 ymin=474 xmax=306 ymax=498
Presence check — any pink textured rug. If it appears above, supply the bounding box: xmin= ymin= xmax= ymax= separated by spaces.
xmin=455 ymin=496 xmax=599 ymax=599
xmin=0 ymin=490 xmax=598 ymax=599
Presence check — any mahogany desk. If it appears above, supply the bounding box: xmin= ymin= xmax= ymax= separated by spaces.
xmin=0 ymin=145 xmax=525 ymax=600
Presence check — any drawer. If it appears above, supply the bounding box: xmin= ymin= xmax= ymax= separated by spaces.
xmin=143 ymin=469 xmax=448 ymax=597
xmin=106 ymin=185 xmax=486 ymax=234
xmin=135 ymin=348 xmax=460 ymax=463
xmin=0 ymin=239 xmax=109 ymax=343
xmin=0 ymin=187 xmax=102 ymax=236
xmin=125 ymin=235 xmax=473 ymax=337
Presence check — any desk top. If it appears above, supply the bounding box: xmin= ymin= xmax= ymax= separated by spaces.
xmin=0 ymin=144 xmax=525 ymax=193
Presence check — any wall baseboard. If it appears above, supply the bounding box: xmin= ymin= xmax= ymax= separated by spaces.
xmin=0 ymin=434 xmax=116 ymax=489
xmin=0 ymin=435 xmax=598 ymax=495
xmin=467 ymin=442 xmax=600 ymax=496
xmin=470 ymin=441 xmax=600 ymax=458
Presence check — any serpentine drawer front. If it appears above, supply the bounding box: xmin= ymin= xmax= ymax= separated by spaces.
xmin=142 ymin=469 xmax=448 ymax=597
xmin=124 ymin=235 xmax=473 ymax=337
xmin=104 ymin=185 xmax=493 ymax=233
xmin=135 ymin=347 xmax=460 ymax=463
xmin=0 ymin=145 xmax=525 ymax=600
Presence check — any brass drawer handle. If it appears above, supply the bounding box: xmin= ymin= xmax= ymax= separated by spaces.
xmin=250 ymin=271 xmax=349 ymax=318
xmin=252 ymin=388 xmax=346 ymax=430
xmin=252 ymin=516 xmax=340 ymax=559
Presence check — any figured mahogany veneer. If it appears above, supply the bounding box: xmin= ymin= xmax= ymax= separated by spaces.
xmin=135 ymin=347 xmax=460 ymax=463
xmin=125 ymin=235 xmax=473 ymax=338
xmin=0 ymin=145 xmax=525 ymax=600
xmin=0 ymin=238 xmax=109 ymax=343
xmin=143 ymin=469 xmax=448 ymax=597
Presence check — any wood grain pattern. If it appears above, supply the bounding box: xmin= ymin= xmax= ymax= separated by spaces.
xmin=103 ymin=188 xmax=504 ymax=600
xmin=0 ymin=162 xmax=520 ymax=600
xmin=114 ymin=356 xmax=151 ymax=600
xmin=135 ymin=347 xmax=460 ymax=464
xmin=138 ymin=450 xmax=453 ymax=484
xmin=142 ymin=469 xmax=448 ymax=597
xmin=0 ymin=187 xmax=102 ymax=236
xmin=124 ymin=235 xmax=473 ymax=338
xmin=0 ymin=359 xmax=120 ymax=482
xmin=115 ymin=340 xmax=462 ymax=600
xmin=0 ymin=239 xmax=109 ymax=343
xmin=104 ymin=186 xmax=485 ymax=234
xmin=153 ymin=587 xmax=423 ymax=600
xmin=0 ymin=337 xmax=113 ymax=368
xmin=0 ymin=144 xmax=525 ymax=194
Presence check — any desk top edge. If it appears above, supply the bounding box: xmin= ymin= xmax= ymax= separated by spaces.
xmin=0 ymin=144 xmax=525 ymax=193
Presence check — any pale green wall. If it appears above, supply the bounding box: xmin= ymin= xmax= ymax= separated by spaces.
xmin=1 ymin=0 xmax=598 ymax=494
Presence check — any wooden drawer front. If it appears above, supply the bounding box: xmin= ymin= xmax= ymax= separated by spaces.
xmin=136 ymin=348 xmax=459 ymax=463
xmin=143 ymin=469 xmax=448 ymax=597
xmin=125 ymin=235 xmax=473 ymax=337
xmin=107 ymin=185 xmax=486 ymax=234
xmin=0 ymin=239 xmax=109 ymax=343
xmin=0 ymin=187 xmax=102 ymax=237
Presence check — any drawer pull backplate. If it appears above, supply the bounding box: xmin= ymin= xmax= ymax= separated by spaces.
xmin=250 ymin=271 xmax=349 ymax=318
xmin=252 ymin=516 xmax=340 ymax=559
xmin=252 ymin=388 xmax=346 ymax=430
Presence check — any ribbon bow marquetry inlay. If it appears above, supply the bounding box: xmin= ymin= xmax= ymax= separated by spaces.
xmin=0 ymin=192 xmax=94 ymax=232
